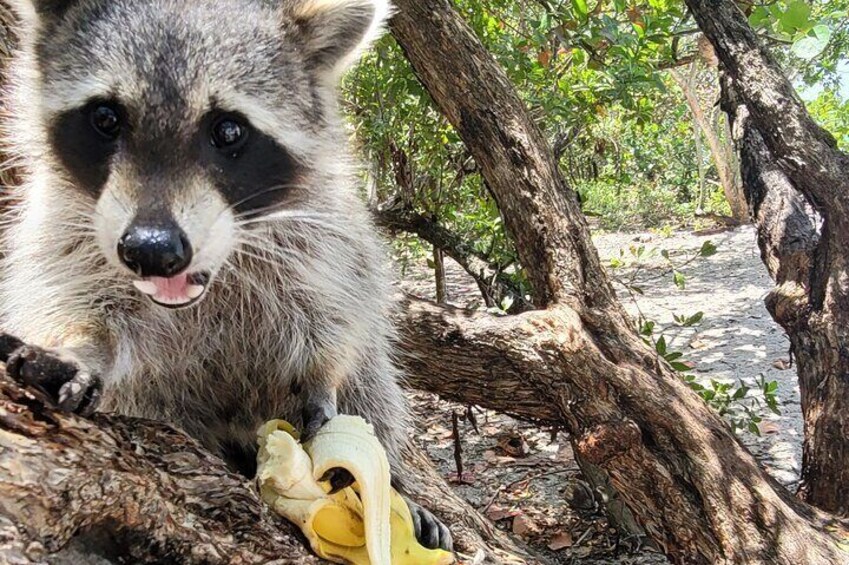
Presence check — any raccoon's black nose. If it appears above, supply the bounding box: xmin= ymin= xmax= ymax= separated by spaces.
xmin=118 ymin=223 xmax=193 ymax=277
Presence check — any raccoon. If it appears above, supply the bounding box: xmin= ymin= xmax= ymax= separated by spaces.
xmin=0 ymin=0 xmax=452 ymax=551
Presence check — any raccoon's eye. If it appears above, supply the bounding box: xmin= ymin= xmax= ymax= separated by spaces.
xmin=211 ymin=116 xmax=248 ymax=151
xmin=89 ymin=104 xmax=121 ymax=139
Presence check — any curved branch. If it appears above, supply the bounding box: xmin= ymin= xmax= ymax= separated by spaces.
xmin=390 ymin=0 xmax=619 ymax=313
xmin=374 ymin=207 xmax=530 ymax=311
xmin=392 ymin=294 xmax=849 ymax=564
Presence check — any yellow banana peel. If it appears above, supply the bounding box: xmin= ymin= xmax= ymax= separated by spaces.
xmin=257 ymin=416 xmax=455 ymax=565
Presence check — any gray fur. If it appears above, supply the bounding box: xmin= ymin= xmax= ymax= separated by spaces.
xmin=0 ymin=0 xmax=409 ymax=476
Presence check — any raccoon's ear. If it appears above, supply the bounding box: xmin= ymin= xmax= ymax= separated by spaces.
xmin=288 ymin=0 xmax=392 ymax=80
xmin=6 ymin=0 xmax=78 ymax=27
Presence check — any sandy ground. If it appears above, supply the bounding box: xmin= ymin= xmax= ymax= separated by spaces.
xmin=395 ymin=225 xmax=801 ymax=563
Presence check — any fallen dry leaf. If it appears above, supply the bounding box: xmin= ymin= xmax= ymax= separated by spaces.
xmin=772 ymin=359 xmax=790 ymax=370
xmin=486 ymin=505 xmax=519 ymax=522
xmin=548 ymin=531 xmax=574 ymax=551
xmin=511 ymin=513 xmax=539 ymax=537
xmin=759 ymin=421 xmax=781 ymax=434
xmin=497 ymin=431 xmax=530 ymax=458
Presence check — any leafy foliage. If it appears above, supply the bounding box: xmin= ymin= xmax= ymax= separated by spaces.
xmin=613 ymin=241 xmax=781 ymax=435
xmin=343 ymin=0 xmax=848 ymax=297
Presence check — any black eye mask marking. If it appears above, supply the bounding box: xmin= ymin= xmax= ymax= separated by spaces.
xmin=49 ymin=101 xmax=303 ymax=213
xmin=49 ymin=99 xmax=126 ymax=198
xmin=199 ymin=111 xmax=303 ymax=218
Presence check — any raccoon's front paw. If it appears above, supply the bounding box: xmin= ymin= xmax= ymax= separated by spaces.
xmin=407 ymin=499 xmax=454 ymax=552
xmin=6 ymin=345 xmax=102 ymax=416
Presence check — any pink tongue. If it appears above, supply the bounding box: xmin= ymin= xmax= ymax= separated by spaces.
xmin=148 ymin=274 xmax=190 ymax=300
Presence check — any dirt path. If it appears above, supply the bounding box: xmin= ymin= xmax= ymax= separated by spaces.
xmin=395 ymin=225 xmax=800 ymax=563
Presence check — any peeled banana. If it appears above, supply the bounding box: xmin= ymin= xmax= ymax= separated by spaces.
xmin=256 ymin=416 xmax=455 ymax=565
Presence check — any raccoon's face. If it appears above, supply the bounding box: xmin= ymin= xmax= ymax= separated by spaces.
xmin=10 ymin=0 xmax=389 ymax=308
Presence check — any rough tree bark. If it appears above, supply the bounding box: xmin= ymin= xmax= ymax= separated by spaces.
xmin=0 ymin=375 xmax=321 ymax=564
xmin=389 ymin=0 xmax=849 ymax=562
xmin=683 ymin=0 xmax=849 ymax=517
xmin=0 ymin=370 xmax=539 ymax=564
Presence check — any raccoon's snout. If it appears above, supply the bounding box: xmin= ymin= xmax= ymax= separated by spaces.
xmin=118 ymin=223 xmax=193 ymax=278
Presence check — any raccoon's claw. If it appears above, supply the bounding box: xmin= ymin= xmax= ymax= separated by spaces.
xmin=407 ymin=499 xmax=454 ymax=552
xmin=6 ymin=345 xmax=102 ymax=416
xmin=57 ymin=369 xmax=102 ymax=415
xmin=0 ymin=333 xmax=24 ymax=362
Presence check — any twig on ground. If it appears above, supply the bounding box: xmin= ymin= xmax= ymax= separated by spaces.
xmin=452 ymin=410 xmax=464 ymax=479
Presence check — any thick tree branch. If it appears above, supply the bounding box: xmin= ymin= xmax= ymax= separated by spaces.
xmin=682 ymin=0 xmax=849 ymax=219
xmin=390 ymin=1 xmax=619 ymax=313
xmin=392 ymin=295 xmax=848 ymax=564
xmin=0 ymin=371 xmax=541 ymax=564
xmin=390 ymin=0 xmax=849 ymax=561
xmin=394 ymin=295 xmax=562 ymax=425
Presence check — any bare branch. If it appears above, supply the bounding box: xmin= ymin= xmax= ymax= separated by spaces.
xmin=374 ymin=206 xmax=531 ymax=311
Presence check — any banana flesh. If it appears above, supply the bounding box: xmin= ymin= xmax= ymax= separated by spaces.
xmin=256 ymin=416 xmax=455 ymax=565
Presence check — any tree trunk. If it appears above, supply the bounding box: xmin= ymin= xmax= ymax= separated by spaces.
xmin=671 ymin=63 xmax=747 ymax=222
xmin=684 ymin=0 xmax=849 ymax=517
xmin=389 ymin=1 xmax=849 ymax=562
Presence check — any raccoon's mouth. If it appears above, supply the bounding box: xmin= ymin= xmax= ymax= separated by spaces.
xmin=132 ymin=272 xmax=211 ymax=308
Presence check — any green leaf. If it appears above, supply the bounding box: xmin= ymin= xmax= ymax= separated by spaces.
xmin=732 ymin=384 xmax=750 ymax=400
xmin=673 ymin=271 xmax=686 ymax=289
xmin=699 ymin=241 xmax=717 ymax=257
xmin=791 ymin=25 xmax=832 ymax=61
xmin=781 ymin=1 xmax=812 ymax=33
xmin=748 ymin=6 xmax=771 ymax=28
xmin=686 ymin=312 xmax=704 ymax=326
xmin=656 ymin=335 xmax=667 ymax=355
xmin=671 ymin=361 xmax=693 ymax=372
xmin=572 ymin=0 xmax=589 ymax=19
